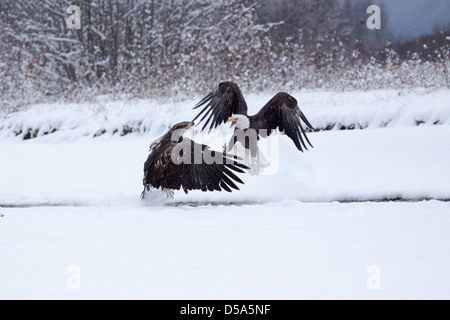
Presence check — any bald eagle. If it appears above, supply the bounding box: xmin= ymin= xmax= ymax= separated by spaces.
xmin=193 ymin=81 xmax=315 ymax=152
xmin=142 ymin=121 xmax=248 ymax=198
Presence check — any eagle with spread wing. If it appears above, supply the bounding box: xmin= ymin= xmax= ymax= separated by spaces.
xmin=142 ymin=121 xmax=248 ymax=198
xmin=193 ymin=81 xmax=315 ymax=153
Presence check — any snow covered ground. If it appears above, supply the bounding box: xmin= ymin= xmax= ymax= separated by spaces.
xmin=0 ymin=89 xmax=449 ymax=299
xmin=0 ymin=125 xmax=449 ymax=205
xmin=1 ymin=201 xmax=449 ymax=300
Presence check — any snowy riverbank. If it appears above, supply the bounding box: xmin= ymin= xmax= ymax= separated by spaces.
xmin=1 ymin=88 xmax=449 ymax=299
xmin=1 ymin=89 xmax=449 ymax=140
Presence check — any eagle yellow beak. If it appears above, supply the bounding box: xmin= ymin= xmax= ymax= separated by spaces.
xmin=227 ymin=118 xmax=237 ymax=128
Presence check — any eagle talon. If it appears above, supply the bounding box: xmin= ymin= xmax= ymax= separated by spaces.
xmin=163 ymin=188 xmax=174 ymax=199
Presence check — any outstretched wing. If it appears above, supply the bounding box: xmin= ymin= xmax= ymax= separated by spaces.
xmin=250 ymin=92 xmax=315 ymax=152
xmin=193 ymin=81 xmax=248 ymax=131
xmin=143 ymin=138 xmax=248 ymax=194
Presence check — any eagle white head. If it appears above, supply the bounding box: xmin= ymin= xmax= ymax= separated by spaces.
xmin=227 ymin=114 xmax=250 ymax=130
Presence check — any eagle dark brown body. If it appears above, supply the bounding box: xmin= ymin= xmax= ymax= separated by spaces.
xmin=142 ymin=121 xmax=248 ymax=198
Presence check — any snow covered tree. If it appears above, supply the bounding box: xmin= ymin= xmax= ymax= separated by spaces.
xmin=0 ymin=0 xmax=448 ymax=111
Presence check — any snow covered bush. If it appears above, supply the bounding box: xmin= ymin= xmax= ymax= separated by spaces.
xmin=0 ymin=0 xmax=449 ymax=114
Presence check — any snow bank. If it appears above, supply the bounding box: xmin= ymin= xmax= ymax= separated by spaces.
xmin=1 ymin=89 xmax=449 ymax=205
xmin=1 ymin=89 xmax=449 ymax=141
xmin=0 ymin=126 xmax=449 ymax=206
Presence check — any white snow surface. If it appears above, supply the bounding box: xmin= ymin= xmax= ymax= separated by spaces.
xmin=0 ymin=126 xmax=449 ymax=205
xmin=1 ymin=89 xmax=450 ymax=299
xmin=0 ymin=201 xmax=449 ymax=300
